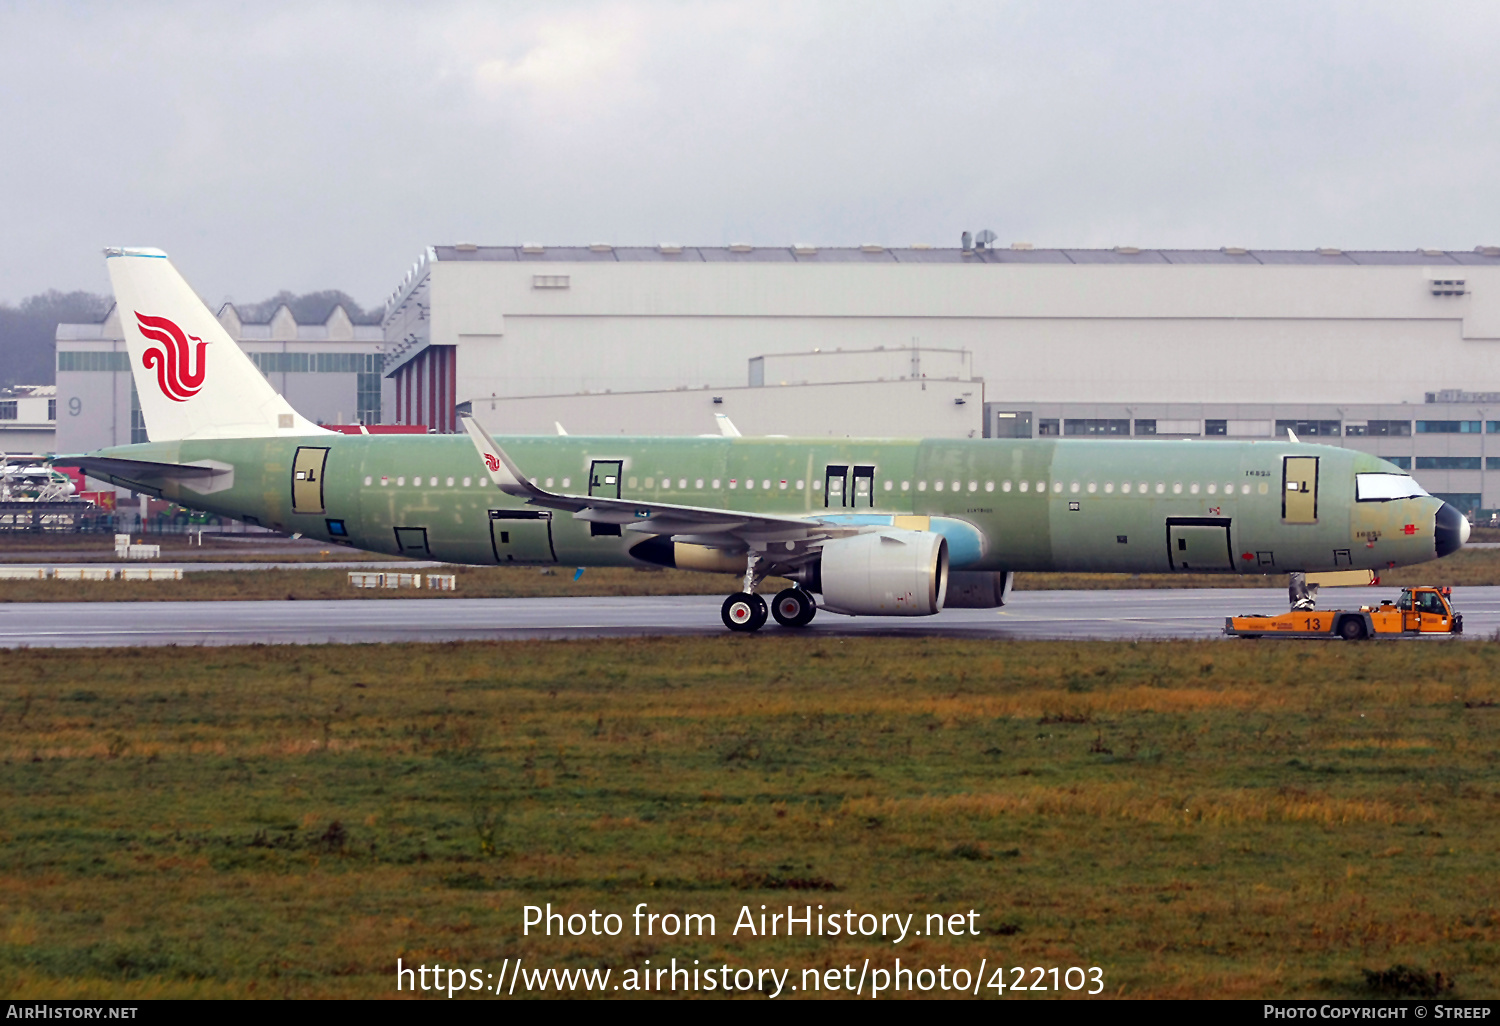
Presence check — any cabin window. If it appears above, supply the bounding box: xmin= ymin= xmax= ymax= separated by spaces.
xmin=918 ymin=482 xmax=927 ymax=491
xmin=696 ymin=479 xmax=704 ymax=488
xmin=397 ymin=476 xmax=405 ymax=486
xmin=364 ymin=476 xmax=372 ymax=486
xmin=901 ymin=481 xmax=909 ymax=491
xmin=1018 ymin=481 xmax=1028 ymax=492
xmin=1104 ymin=482 xmax=1114 ymax=493
xmin=629 ymin=477 xmax=638 ymax=488
xmin=644 ymin=478 xmax=654 ymax=488
xmin=478 ymin=478 xmax=487 ymax=487
xmin=985 ymin=481 xmax=994 ymax=492
xmin=730 ymin=480 xmax=738 ymax=489
xmin=562 ymin=478 xmax=570 ymax=488
xmin=934 ymin=481 xmax=944 ymax=491
xmin=1207 ymin=484 xmax=1216 ymax=494
xmin=712 ymin=479 xmax=720 ymax=488
xmin=463 ymin=477 xmax=472 ymax=487
xmin=950 ymin=481 xmax=959 ymax=492
xmin=883 ymin=480 xmax=892 ymax=491
xmin=1190 ymin=483 xmax=1199 ymax=494
xmin=1002 ymin=481 xmax=1012 ymax=492
xmin=763 ymin=480 xmax=771 ymax=489
xmin=1173 ymin=483 xmax=1182 ymax=494
xmin=1087 ymin=482 xmax=1096 ymax=493
xmin=1052 ymin=482 xmax=1063 ymax=493
xmin=381 ymin=476 xmax=389 ymax=486
xmin=1070 ymin=482 xmax=1080 ymax=493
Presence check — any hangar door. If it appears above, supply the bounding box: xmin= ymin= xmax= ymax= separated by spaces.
xmin=1166 ymin=517 xmax=1234 ymax=572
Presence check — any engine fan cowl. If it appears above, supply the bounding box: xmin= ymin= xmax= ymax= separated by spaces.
xmin=818 ymin=530 xmax=948 ymax=616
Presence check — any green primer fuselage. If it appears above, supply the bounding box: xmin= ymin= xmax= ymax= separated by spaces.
xmin=96 ymin=434 xmax=1444 ymax=575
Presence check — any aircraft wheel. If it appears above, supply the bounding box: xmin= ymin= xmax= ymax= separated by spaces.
xmin=771 ymin=588 xmax=817 ymax=628
xmin=722 ymin=592 xmax=768 ymax=632
xmin=1338 ymin=616 xmax=1367 ymax=641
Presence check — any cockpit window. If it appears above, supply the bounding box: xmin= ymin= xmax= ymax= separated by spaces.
xmin=1356 ymin=473 xmax=1430 ymax=502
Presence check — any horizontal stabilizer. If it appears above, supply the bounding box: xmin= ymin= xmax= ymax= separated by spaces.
xmin=61 ymin=455 xmax=233 ymax=495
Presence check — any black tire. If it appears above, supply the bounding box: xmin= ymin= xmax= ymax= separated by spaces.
xmin=1338 ymin=616 xmax=1367 ymax=641
xmin=722 ymin=592 xmax=768 ymax=632
xmin=771 ymin=588 xmax=817 ymax=628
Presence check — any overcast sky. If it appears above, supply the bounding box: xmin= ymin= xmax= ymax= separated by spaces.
xmin=2 ymin=0 xmax=1497 ymax=308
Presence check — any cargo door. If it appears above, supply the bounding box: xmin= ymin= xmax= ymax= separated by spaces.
xmin=291 ymin=446 xmax=330 ymax=514
xmin=589 ymin=461 xmax=622 ymax=499
xmin=490 ymin=509 xmax=557 ymax=563
xmin=1167 ymin=517 xmax=1234 ymax=572
xmin=1283 ymin=456 xmax=1319 ymax=523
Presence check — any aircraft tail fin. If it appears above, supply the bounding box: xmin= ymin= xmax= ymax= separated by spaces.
xmin=104 ymin=248 xmax=329 ymax=441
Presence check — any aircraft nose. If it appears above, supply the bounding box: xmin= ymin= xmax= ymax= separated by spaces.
xmin=1434 ymin=502 xmax=1469 ymax=558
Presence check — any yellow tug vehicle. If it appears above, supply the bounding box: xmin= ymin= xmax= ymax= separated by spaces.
xmin=1226 ymin=585 xmax=1462 ymax=641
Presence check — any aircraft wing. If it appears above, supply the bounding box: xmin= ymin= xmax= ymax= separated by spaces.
xmin=461 ymin=415 xmax=840 ymax=543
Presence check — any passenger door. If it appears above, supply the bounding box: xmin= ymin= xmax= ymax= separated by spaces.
xmin=589 ymin=461 xmax=622 ymax=499
xmin=1166 ymin=517 xmax=1234 ymax=572
xmin=1283 ymin=456 xmax=1319 ymax=523
xmin=490 ymin=509 xmax=557 ymax=563
xmin=824 ymin=464 xmax=848 ymax=508
xmin=291 ymin=447 xmax=330 ymax=514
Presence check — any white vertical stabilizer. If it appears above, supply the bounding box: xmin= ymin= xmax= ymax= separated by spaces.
xmin=104 ymin=248 xmax=330 ymax=441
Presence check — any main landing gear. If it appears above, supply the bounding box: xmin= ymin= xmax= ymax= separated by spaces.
xmin=719 ymin=553 xmax=817 ymax=632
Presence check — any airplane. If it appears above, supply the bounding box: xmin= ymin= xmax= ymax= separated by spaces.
xmin=62 ymin=247 xmax=1468 ymax=632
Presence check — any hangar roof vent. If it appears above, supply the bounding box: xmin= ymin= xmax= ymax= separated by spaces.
xmin=792 ymin=244 xmax=818 ymax=256
xmin=521 ymin=243 xmax=545 ymax=254
xmin=860 ymin=243 xmax=885 ymax=253
xmin=453 ymin=242 xmax=478 ymax=252
xmin=658 ymin=243 xmax=683 ymax=254
xmin=1221 ymin=246 xmax=1248 ymax=255
xmin=1478 ymin=246 xmax=1500 ymax=257
xmin=1010 ymin=242 xmax=1034 ymax=250
xmin=1318 ymin=247 xmax=1343 ymax=256
xmin=1420 ymin=248 xmax=1447 ymax=257
xmin=589 ymin=243 xmax=613 ymax=253
xmin=729 ymin=243 xmax=754 ymax=253
xmin=1114 ymin=246 xmax=1141 ymax=255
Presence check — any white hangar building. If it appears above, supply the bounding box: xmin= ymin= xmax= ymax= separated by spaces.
xmin=381 ymin=241 xmax=1500 ymax=514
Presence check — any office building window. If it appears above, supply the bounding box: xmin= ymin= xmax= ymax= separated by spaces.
xmin=1384 ymin=456 xmax=1412 ymax=469
xmin=1276 ymin=419 xmax=1341 ymax=437
xmin=1037 ymin=419 xmax=1060 ymax=436
xmin=1416 ymin=420 xmax=1482 ymax=434
xmin=0 ymin=401 xmax=15 ymax=420
xmin=1063 ymin=419 xmax=1130 ymax=436
xmin=1346 ymin=420 xmax=1412 ymax=436
xmin=1416 ymin=456 xmax=1482 ymax=470
xmin=130 ymin=382 xmax=147 ymax=443
xmin=1205 ymin=420 xmax=1226 ymax=435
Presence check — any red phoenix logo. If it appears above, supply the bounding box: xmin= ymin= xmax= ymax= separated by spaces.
xmin=135 ymin=312 xmax=208 ymax=402
xmin=483 ymin=453 xmax=501 ymax=472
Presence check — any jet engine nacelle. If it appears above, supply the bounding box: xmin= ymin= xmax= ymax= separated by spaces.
xmin=816 ymin=530 xmax=949 ymax=616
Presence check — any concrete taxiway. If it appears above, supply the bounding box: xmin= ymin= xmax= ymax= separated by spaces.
xmin=2 ymin=586 xmax=1497 ymax=648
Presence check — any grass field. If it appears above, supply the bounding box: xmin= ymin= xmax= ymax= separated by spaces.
xmin=2 ymin=638 xmax=1497 ymax=999
xmin=0 ymin=548 xmax=1497 ymax=604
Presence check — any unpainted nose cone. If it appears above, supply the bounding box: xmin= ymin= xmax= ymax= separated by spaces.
xmin=1434 ymin=502 xmax=1467 ymax=558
